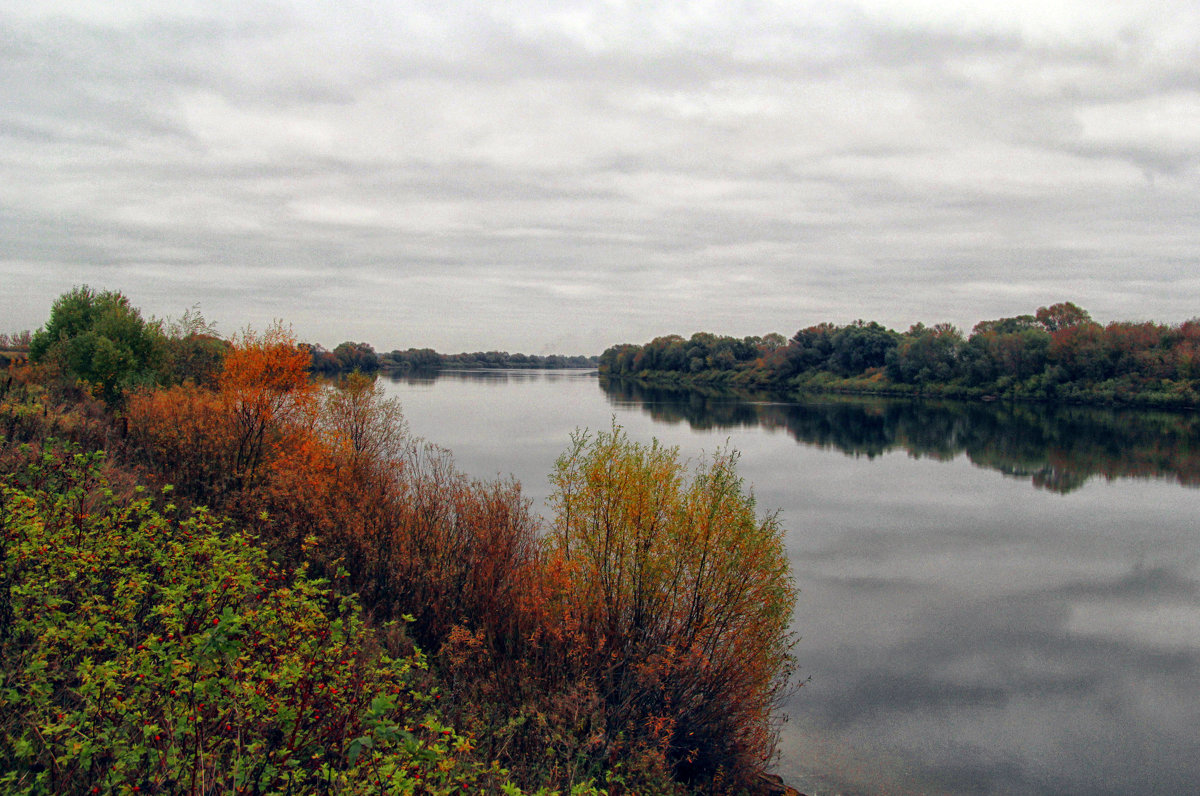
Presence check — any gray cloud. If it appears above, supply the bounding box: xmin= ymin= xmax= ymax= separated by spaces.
xmin=3 ymin=1 xmax=1199 ymax=350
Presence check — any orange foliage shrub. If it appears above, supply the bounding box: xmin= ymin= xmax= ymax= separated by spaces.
xmin=218 ymin=326 xmax=317 ymax=490
xmin=125 ymin=326 xmax=542 ymax=649
xmin=545 ymin=422 xmax=798 ymax=789
xmin=127 ymin=325 xmax=315 ymax=499
xmin=126 ymin=384 xmax=232 ymax=503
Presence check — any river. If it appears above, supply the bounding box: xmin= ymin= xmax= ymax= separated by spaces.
xmin=380 ymin=369 xmax=1200 ymax=796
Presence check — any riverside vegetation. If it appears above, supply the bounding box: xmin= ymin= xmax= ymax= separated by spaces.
xmin=1 ymin=287 xmax=798 ymax=795
xmin=600 ymin=302 xmax=1200 ymax=408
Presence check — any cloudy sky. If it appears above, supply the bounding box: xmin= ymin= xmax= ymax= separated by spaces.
xmin=3 ymin=1 xmax=1199 ymax=353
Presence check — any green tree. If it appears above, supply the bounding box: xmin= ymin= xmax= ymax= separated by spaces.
xmin=829 ymin=320 xmax=898 ymax=375
xmin=786 ymin=323 xmax=838 ymax=375
xmin=28 ymin=286 xmax=163 ymax=403
xmin=887 ymin=322 xmax=966 ymax=384
xmin=332 ymin=341 xmax=380 ymax=372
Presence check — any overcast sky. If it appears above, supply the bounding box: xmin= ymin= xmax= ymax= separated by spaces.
xmin=3 ymin=1 xmax=1199 ymax=353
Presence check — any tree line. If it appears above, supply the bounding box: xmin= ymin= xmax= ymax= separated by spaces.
xmin=307 ymin=343 xmax=597 ymax=374
xmin=600 ymin=302 xmax=1200 ymax=408
xmin=2 ymin=286 xmax=796 ymax=795
xmin=0 ymin=330 xmax=32 ymax=351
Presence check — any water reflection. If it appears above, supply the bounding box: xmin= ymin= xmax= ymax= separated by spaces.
xmin=386 ymin=367 xmax=597 ymax=386
xmin=601 ymin=379 xmax=1200 ymax=493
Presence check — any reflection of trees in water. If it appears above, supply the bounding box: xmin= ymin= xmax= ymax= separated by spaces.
xmin=601 ymin=379 xmax=1200 ymax=493
xmin=385 ymin=368 xmax=597 ymax=386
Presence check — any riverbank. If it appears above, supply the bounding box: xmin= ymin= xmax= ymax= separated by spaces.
xmin=605 ymin=369 xmax=1200 ymax=410
xmin=599 ymin=305 xmax=1200 ymax=410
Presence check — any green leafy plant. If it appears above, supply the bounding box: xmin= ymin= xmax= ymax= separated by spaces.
xmin=0 ymin=442 xmax=515 ymax=795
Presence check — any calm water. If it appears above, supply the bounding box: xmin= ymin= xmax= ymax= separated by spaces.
xmin=380 ymin=370 xmax=1200 ymax=796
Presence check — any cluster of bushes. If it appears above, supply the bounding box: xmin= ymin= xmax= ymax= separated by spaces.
xmin=23 ymin=290 xmax=228 ymax=404
xmin=601 ymin=303 xmax=1200 ymax=407
xmin=2 ymin=288 xmax=798 ymax=794
xmin=0 ymin=444 xmax=497 ymax=795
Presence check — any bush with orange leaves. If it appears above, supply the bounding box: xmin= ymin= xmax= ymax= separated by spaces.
xmin=542 ymin=421 xmax=798 ymax=789
xmin=126 ymin=326 xmax=317 ymax=506
xmin=125 ymin=327 xmax=540 ymax=648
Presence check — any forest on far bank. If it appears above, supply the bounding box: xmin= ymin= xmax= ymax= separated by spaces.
xmin=600 ymin=302 xmax=1200 ymax=408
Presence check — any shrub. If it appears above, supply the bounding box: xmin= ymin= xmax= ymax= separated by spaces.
xmin=546 ymin=422 xmax=798 ymax=789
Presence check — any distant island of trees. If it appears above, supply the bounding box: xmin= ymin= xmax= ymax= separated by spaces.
xmin=600 ymin=302 xmax=1200 ymax=408
xmin=305 ymin=341 xmax=598 ymax=375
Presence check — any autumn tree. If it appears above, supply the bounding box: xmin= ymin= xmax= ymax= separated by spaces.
xmin=217 ymin=326 xmax=317 ymax=492
xmin=1036 ymin=301 xmax=1095 ymax=333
